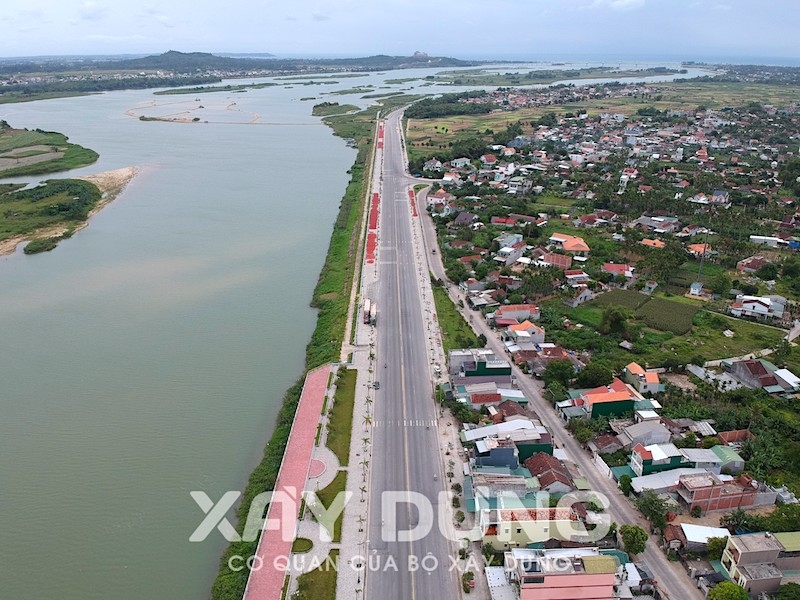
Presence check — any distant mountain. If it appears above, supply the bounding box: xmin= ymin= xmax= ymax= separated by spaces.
xmin=0 ymin=50 xmax=481 ymax=75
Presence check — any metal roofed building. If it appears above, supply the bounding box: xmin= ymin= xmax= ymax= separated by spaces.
xmin=630 ymin=468 xmax=707 ymax=494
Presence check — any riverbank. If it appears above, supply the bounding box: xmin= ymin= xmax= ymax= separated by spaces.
xmin=0 ymin=166 xmax=138 ymax=256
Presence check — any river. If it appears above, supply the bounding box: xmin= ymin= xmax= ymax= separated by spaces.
xmin=0 ymin=61 xmax=707 ymax=599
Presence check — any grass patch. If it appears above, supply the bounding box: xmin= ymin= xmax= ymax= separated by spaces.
xmin=432 ymin=284 xmax=481 ymax=352
xmin=593 ymin=289 xmax=650 ymax=311
xmin=314 ymin=471 xmax=347 ymax=543
xmin=291 ymin=537 xmax=314 ymax=553
xmin=293 ymin=550 xmax=339 ymax=600
xmin=327 ymin=368 xmax=356 ymax=466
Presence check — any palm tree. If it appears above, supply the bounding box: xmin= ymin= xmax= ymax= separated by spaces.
xmin=363 ymin=414 xmax=372 ymax=428
xmin=360 ymin=485 xmax=367 ymax=502
xmin=362 ymin=437 xmax=370 ymax=448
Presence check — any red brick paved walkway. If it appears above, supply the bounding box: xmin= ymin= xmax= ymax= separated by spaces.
xmin=243 ymin=364 xmax=331 ymax=600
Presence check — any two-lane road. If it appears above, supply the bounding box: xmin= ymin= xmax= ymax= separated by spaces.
xmin=366 ymin=110 xmax=458 ymax=600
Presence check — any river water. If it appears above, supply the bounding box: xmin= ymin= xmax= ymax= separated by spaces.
xmin=0 ymin=62 xmax=705 ymax=599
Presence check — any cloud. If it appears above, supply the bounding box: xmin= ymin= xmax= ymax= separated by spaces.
xmin=311 ymin=12 xmax=330 ymax=21
xmin=592 ymin=0 xmax=645 ymax=10
xmin=139 ymin=6 xmax=177 ymax=29
xmin=77 ymin=1 xmax=109 ymax=21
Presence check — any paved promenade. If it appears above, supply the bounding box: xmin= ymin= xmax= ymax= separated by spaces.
xmin=242 ymin=364 xmax=331 ymax=600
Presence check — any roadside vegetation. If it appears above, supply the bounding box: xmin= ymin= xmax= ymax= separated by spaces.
xmin=431 ymin=280 xmax=483 ymax=352
xmin=313 ymin=471 xmax=348 ymax=543
xmin=292 ymin=550 xmax=339 ymax=600
xmin=326 ymin=368 xmax=356 ymax=466
xmin=0 ymin=122 xmax=98 ymax=177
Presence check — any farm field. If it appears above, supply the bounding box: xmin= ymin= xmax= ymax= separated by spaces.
xmin=550 ymin=289 xmax=785 ymax=368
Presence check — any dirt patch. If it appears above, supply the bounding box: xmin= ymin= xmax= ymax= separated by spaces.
xmin=662 ymin=372 xmax=697 ymax=391
xmin=0 ymin=151 xmax=64 ymax=171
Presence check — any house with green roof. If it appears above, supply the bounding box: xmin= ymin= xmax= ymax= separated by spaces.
xmin=710 ymin=445 xmax=745 ymax=475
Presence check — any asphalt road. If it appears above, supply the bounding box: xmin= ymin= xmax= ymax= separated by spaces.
xmin=365 ymin=110 xmax=459 ymax=600
xmin=418 ymin=203 xmax=703 ymax=600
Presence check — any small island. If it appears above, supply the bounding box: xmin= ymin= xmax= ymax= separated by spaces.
xmin=0 ymin=121 xmax=99 ymax=178
xmin=0 ymin=121 xmax=136 ymax=255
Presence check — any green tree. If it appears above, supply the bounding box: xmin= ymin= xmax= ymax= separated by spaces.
xmin=709 ymin=272 xmax=732 ymax=296
xmin=543 ymin=360 xmax=575 ymax=388
xmin=618 ymin=474 xmax=633 ymax=496
xmin=619 ymin=524 xmax=648 ymax=555
xmin=756 ymin=262 xmax=779 ymax=281
xmin=635 ymin=489 xmax=669 ymax=530
xmin=706 ymin=536 xmax=728 ymax=561
xmin=599 ymin=305 xmax=629 ymax=336
xmin=708 ymin=582 xmax=748 ymax=600
xmin=575 ymin=362 xmax=613 ymax=388
xmin=445 ymin=259 xmax=469 ymax=284
xmin=782 ymin=259 xmax=800 ymax=278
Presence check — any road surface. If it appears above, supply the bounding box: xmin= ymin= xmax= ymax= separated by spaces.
xmin=365 ymin=110 xmax=459 ymax=600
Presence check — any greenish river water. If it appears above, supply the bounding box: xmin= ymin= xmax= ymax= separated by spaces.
xmin=0 ymin=81 xmax=356 ymax=599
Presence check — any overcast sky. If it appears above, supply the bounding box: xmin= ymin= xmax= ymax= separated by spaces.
xmin=1 ymin=0 xmax=798 ymax=62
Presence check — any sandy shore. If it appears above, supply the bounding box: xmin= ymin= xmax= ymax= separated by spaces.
xmin=0 ymin=166 xmax=139 ymax=256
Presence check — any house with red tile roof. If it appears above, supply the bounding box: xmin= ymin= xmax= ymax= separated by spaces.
xmin=549 ymin=232 xmax=590 ymax=255
xmin=736 ymin=255 xmax=770 ymax=274
xmin=565 ymin=378 xmax=641 ymax=419
xmin=494 ymin=304 xmax=540 ymax=323
xmin=623 ymin=362 xmax=664 ymax=395
xmin=524 ymin=453 xmax=573 ymax=494
xmin=640 ymin=238 xmax=666 ymax=249
xmin=601 ymin=262 xmax=634 ymax=279
xmin=541 ymin=252 xmax=573 ymax=271
xmin=687 ymin=242 xmax=711 ymax=257
xmin=506 ymin=320 xmax=545 ymax=345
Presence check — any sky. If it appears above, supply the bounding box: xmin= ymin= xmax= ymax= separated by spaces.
xmin=1 ymin=0 xmax=798 ymax=62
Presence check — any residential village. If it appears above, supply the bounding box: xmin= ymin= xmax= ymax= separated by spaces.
xmin=413 ymin=81 xmax=800 ymax=600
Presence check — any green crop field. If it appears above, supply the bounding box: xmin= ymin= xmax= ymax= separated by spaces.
xmin=635 ymin=297 xmax=699 ymax=335
xmin=593 ymin=289 xmax=650 ymax=311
